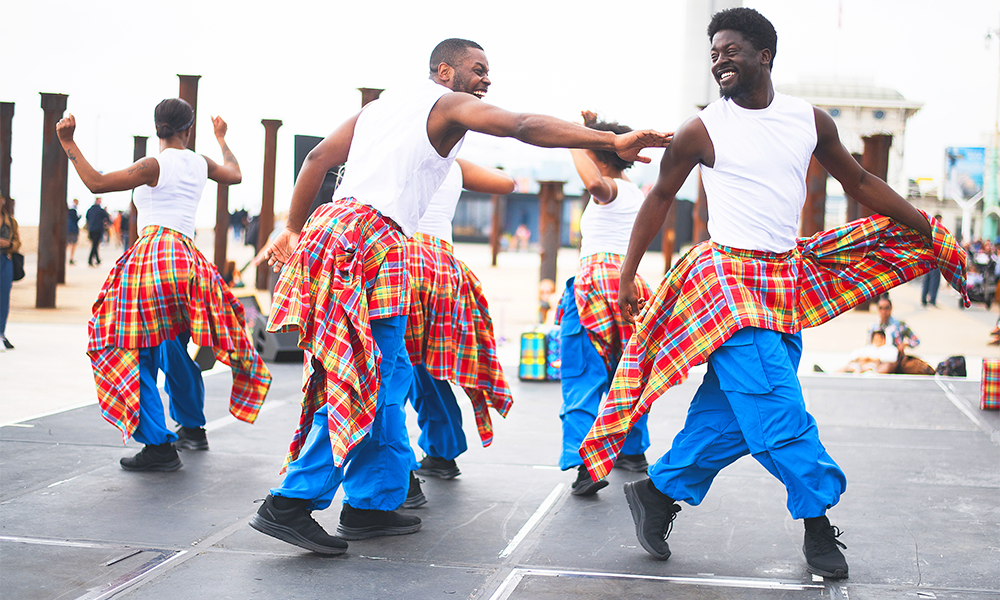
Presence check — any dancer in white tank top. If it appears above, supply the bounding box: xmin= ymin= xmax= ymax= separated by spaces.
xmin=57 ymin=99 xmax=270 ymax=473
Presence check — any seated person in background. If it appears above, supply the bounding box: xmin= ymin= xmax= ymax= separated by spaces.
xmin=839 ymin=330 xmax=898 ymax=374
xmin=868 ymin=296 xmax=919 ymax=349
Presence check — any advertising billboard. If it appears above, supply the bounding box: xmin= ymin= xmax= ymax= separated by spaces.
xmin=943 ymin=147 xmax=985 ymax=201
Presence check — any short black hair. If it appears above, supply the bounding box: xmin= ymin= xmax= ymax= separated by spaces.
xmin=586 ymin=120 xmax=634 ymax=172
xmin=707 ymin=7 xmax=777 ymax=70
xmin=154 ymin=98 xmax=195 ymax=139
xmin=429 ymin=38 xmax=484 ymax=74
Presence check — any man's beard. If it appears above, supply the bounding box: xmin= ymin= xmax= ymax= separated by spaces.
xmin=451 ymin=71 xmax=470 ymax=94
xmin=719 ymin=78 xmax=748 ymax=100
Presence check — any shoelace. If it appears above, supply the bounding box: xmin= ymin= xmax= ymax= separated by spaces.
xmin=810 ymin=525 xmax=847 ymax=552
xmin=662 ymin=504 xmax=682 ymax=540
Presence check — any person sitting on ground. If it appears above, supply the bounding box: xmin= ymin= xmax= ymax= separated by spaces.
xmin=838 ymin=330 xmax=899 ymax=374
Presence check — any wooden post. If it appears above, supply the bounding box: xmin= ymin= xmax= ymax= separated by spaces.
xmin=1 ymin=102 xmax=13 ymax=203
xmin=215 ymin=184 xmax=229 ymax=271
xmin=800 ymin=156 xmax=828 ymax=237
xmin=129 ymin=136 xmax=146 ymax=247
xmin=358 ymin=88 xmax=383 ymax=107
xmin=490 ymin=193 xmax=504 ymax=266
xmin=537 ymin=181 xmax=564 ymax=284
xmin=177 ymin=75 xmax=200 ymax=151
xmin=844 ymin=152 xmax=863 ymax=222
xmin=256 ymin=119 xmax=282 ymax=290
xmin=861 ymin=135 xmax=893 ymax=221
xmin=693 ymin=166 xmax=710 ymax=244
xmin=36 ymin=93 xmax=68 ymax=309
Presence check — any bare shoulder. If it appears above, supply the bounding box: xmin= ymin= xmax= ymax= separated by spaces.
xmin=670 ymin=115 xmax=712 ymax=163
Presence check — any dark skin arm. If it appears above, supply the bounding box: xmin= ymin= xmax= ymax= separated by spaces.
xmin=812 ymin=108 xmax=931 ymax=238
xmin=618 ymin=116 xmax=711 ymax=322
xmin=456 ymin=158 xmax=515 ymax=195
xmin=57 ymin=114 xmax=159 ymax=192
xmin=265 ymin=112 xmax=359 ymax=269
xmin=427 ymin=93 xmax=671 ymax=164
xmin=204 ymin=116 xmax=242 ymax=185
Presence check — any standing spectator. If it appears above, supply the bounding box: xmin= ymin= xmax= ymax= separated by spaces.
xmin=231 ymin=208 xmax=247 ymax=242
xmin=67 ymin=198 xmax=81 ymax=264
xmin=0 ymin=195 xmax=21 ymax=350
xmin=120 ymin=209 xmax=131 ymax=248
xmin=868 ymin=296 xmax=919 ymax=349
xmin=920 ymin=214 xmax=943 ymax=306
xmin=85 ymin=197 xmax=111 ymax=266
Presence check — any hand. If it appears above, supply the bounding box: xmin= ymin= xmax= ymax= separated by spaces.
xmin=55 ymin=113 xmax=77 ymax=144
xmin=264 ymin=227 xmax=299 ymax=272
xmin=614 ymin=129 xmax=673 ymax=163
xmin=0 ymin=238 xmax=10 ymax=249
xmin=212 ymin=115 xmax=228 ymax=141
xmin=580 ymin=110 xmax=598 ymax=127
xmin=618 ymin=275 xmax=644 ymax=324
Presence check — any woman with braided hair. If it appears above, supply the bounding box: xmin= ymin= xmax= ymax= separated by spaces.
xmin=57 ymin=99 xmax=270 ymax=472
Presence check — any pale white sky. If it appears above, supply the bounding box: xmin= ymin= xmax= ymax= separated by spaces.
xmin=3 ymin=0 xmax=998 ymax=225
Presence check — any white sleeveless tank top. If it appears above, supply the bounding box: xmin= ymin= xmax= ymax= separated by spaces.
xmin=334 ymin=80 xmax=465 ymax=237
xmin=415 ymin=161 xmax=462 ymax=244
xmin=133 ymin=148 xmax=208 ymax=239
xmin=578 ymin=179 xmax=644 ymax=257
xmin=697 ymin=93 xmax=817 ymax=252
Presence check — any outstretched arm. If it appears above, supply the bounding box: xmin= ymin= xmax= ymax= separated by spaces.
xmin=56 ymin=114 xmax=158 ymax=192
xmin=812 ymin=108 xmax=931 ymax=239
xmin=569 ymin=148 xmax=617 ymax=204
xmin=264 ymin=112 xmax=360 ymax=270
xmin=456 ymin=158 xmax=515 ymax=195
xmin=430 ymin=94 xmax=672 ymax=164
xmin=205 ymin=116 xmax=242 ymax=185
xmin=618 ymin=116 xmax=709 ymax=322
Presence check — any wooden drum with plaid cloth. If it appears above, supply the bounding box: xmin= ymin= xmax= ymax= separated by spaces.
xmin=89 ymin=226 xmax=271 ymax=442
xmin=581 ymin=213 xmax=969 ymax=480
xmin=404 ymin=232 xmax=512 ymax=447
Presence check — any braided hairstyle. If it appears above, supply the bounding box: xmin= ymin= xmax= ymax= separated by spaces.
xmin=153 ymin=98 xmax=195 ymax=139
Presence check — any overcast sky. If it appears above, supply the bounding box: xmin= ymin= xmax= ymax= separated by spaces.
xmin=3 ymin=0 xmax=998 ymax=226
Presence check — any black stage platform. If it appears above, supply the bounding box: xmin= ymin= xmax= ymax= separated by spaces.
xmin=2 ymin=364 xmax=998 ymax=599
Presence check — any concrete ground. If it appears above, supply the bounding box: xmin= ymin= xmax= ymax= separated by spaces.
xmin=2 ymin=234 xmax=998 ymax=599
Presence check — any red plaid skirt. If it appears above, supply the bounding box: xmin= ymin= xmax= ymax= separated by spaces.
xmin=404 ymin=233 xmax=512 ymax=446
xmin=581 ymin=213 xmax=968 ymax=479
xmin=88 ymin=226 xmax=271 ymax=442
xmin=268 ymin=199 xmax=407 ymax=468
xmin=568 ymin=252 xmax=653 ymax=372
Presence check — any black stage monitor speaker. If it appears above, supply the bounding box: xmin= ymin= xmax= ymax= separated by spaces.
xmin=253 ymin=315 xmax=303 ymax=362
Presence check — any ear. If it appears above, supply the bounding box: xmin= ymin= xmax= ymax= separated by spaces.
xmin=759 ymin=48 xmax=772 ymax=69
xmin=437 ymin=62 xmax=454 ymax=83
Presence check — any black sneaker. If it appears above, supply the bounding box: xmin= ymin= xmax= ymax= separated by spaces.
xmin=175 ymin=426 xmax=209 ymax=451
xmin=570 ymin=465 xmax=608 ymax=496
xmin=120 ymin=443 xmax=182 ymax=472
xmin=401 ymin=472 xmax=427 ymax=509
xmin=2 ymin=337 xmax=13 ymax=350
xmin=416 ymin=455 xmax=461 ymax=479
xmin=249 ymin=495 xmax=348 ymax=555
xmin=614 ymin=453 xmax=649 ymax=473
xmin=803 ymin=515 xmax=849 ymax=579
xmin=623 ymin=479 xmax=681 ymax=560
xmin=336 ymin=504 xmax=422 ymax=540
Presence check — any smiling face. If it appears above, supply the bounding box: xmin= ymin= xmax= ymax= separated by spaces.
xmin=710 ymin=29 xmax=770 ymax=102
xmin=449 ymin=47 xmax=490 ymax=99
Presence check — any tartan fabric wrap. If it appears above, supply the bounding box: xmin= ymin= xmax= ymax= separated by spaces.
xmin=89 ymin=226 xmax=271 ymax=443
xmin=404 ymin=232 xmax=513 ymax=446
xmin=581 ymin=212 xmax=969 ymax=480
xmin=982 ymin=358 xmax=1000 ymax=410
xmin=268 ymin=199 xmax=407 ymax=469
xmin=567 ymin=252 xmax=654 ymax=372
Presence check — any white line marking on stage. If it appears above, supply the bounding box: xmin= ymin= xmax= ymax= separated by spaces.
xmin=204 ymin=399 xmax=288 ymax=432
xmin=498 ymin=483 xmax=565 ymax=559
xmin=0 ymin=535 xmax=111 ymax=549
xmin=488 ymin=567 xmax=826 ymax=599
xmin=47 ymin=475 xmax=81 ymax=488
xmin=935 ymin=376 xmax=987 ymax=430
xmin=75 ymin=550 xmax=188 ymax=600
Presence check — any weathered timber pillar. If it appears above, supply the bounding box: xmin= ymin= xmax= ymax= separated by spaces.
xmin=860 ymin=134 xmax=892 ymax=219
xmin=693 ymin=166 xmax=710 ymax=244
xmin=1 ymin=102 xmax=13 ymax=201
xmin=37 ymin=93 xmax=68 ymax=308
xmin=800 ymin=156 xmax=828 ymax=237
xmin=256 ymin=119 xmax=282 ymax=290
xmin=177 ymin=75 xmax=201 ymax=151
xmin=129 ymin=136 xmax=146 ymax=247
xmin=490 ymin=193 xmax=504 ymax=267
xmin=538 ymin=181 xmax=564 ymax=284
xmin=56 ymin=179 xmax=67 ymax=284
xmin=215 ymin=183 xmax=229 ymax=272
xmin=359 ymin=88 xmax=384 ymax=107
xmin=661 ymin=203 xmax=676 ymax=273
